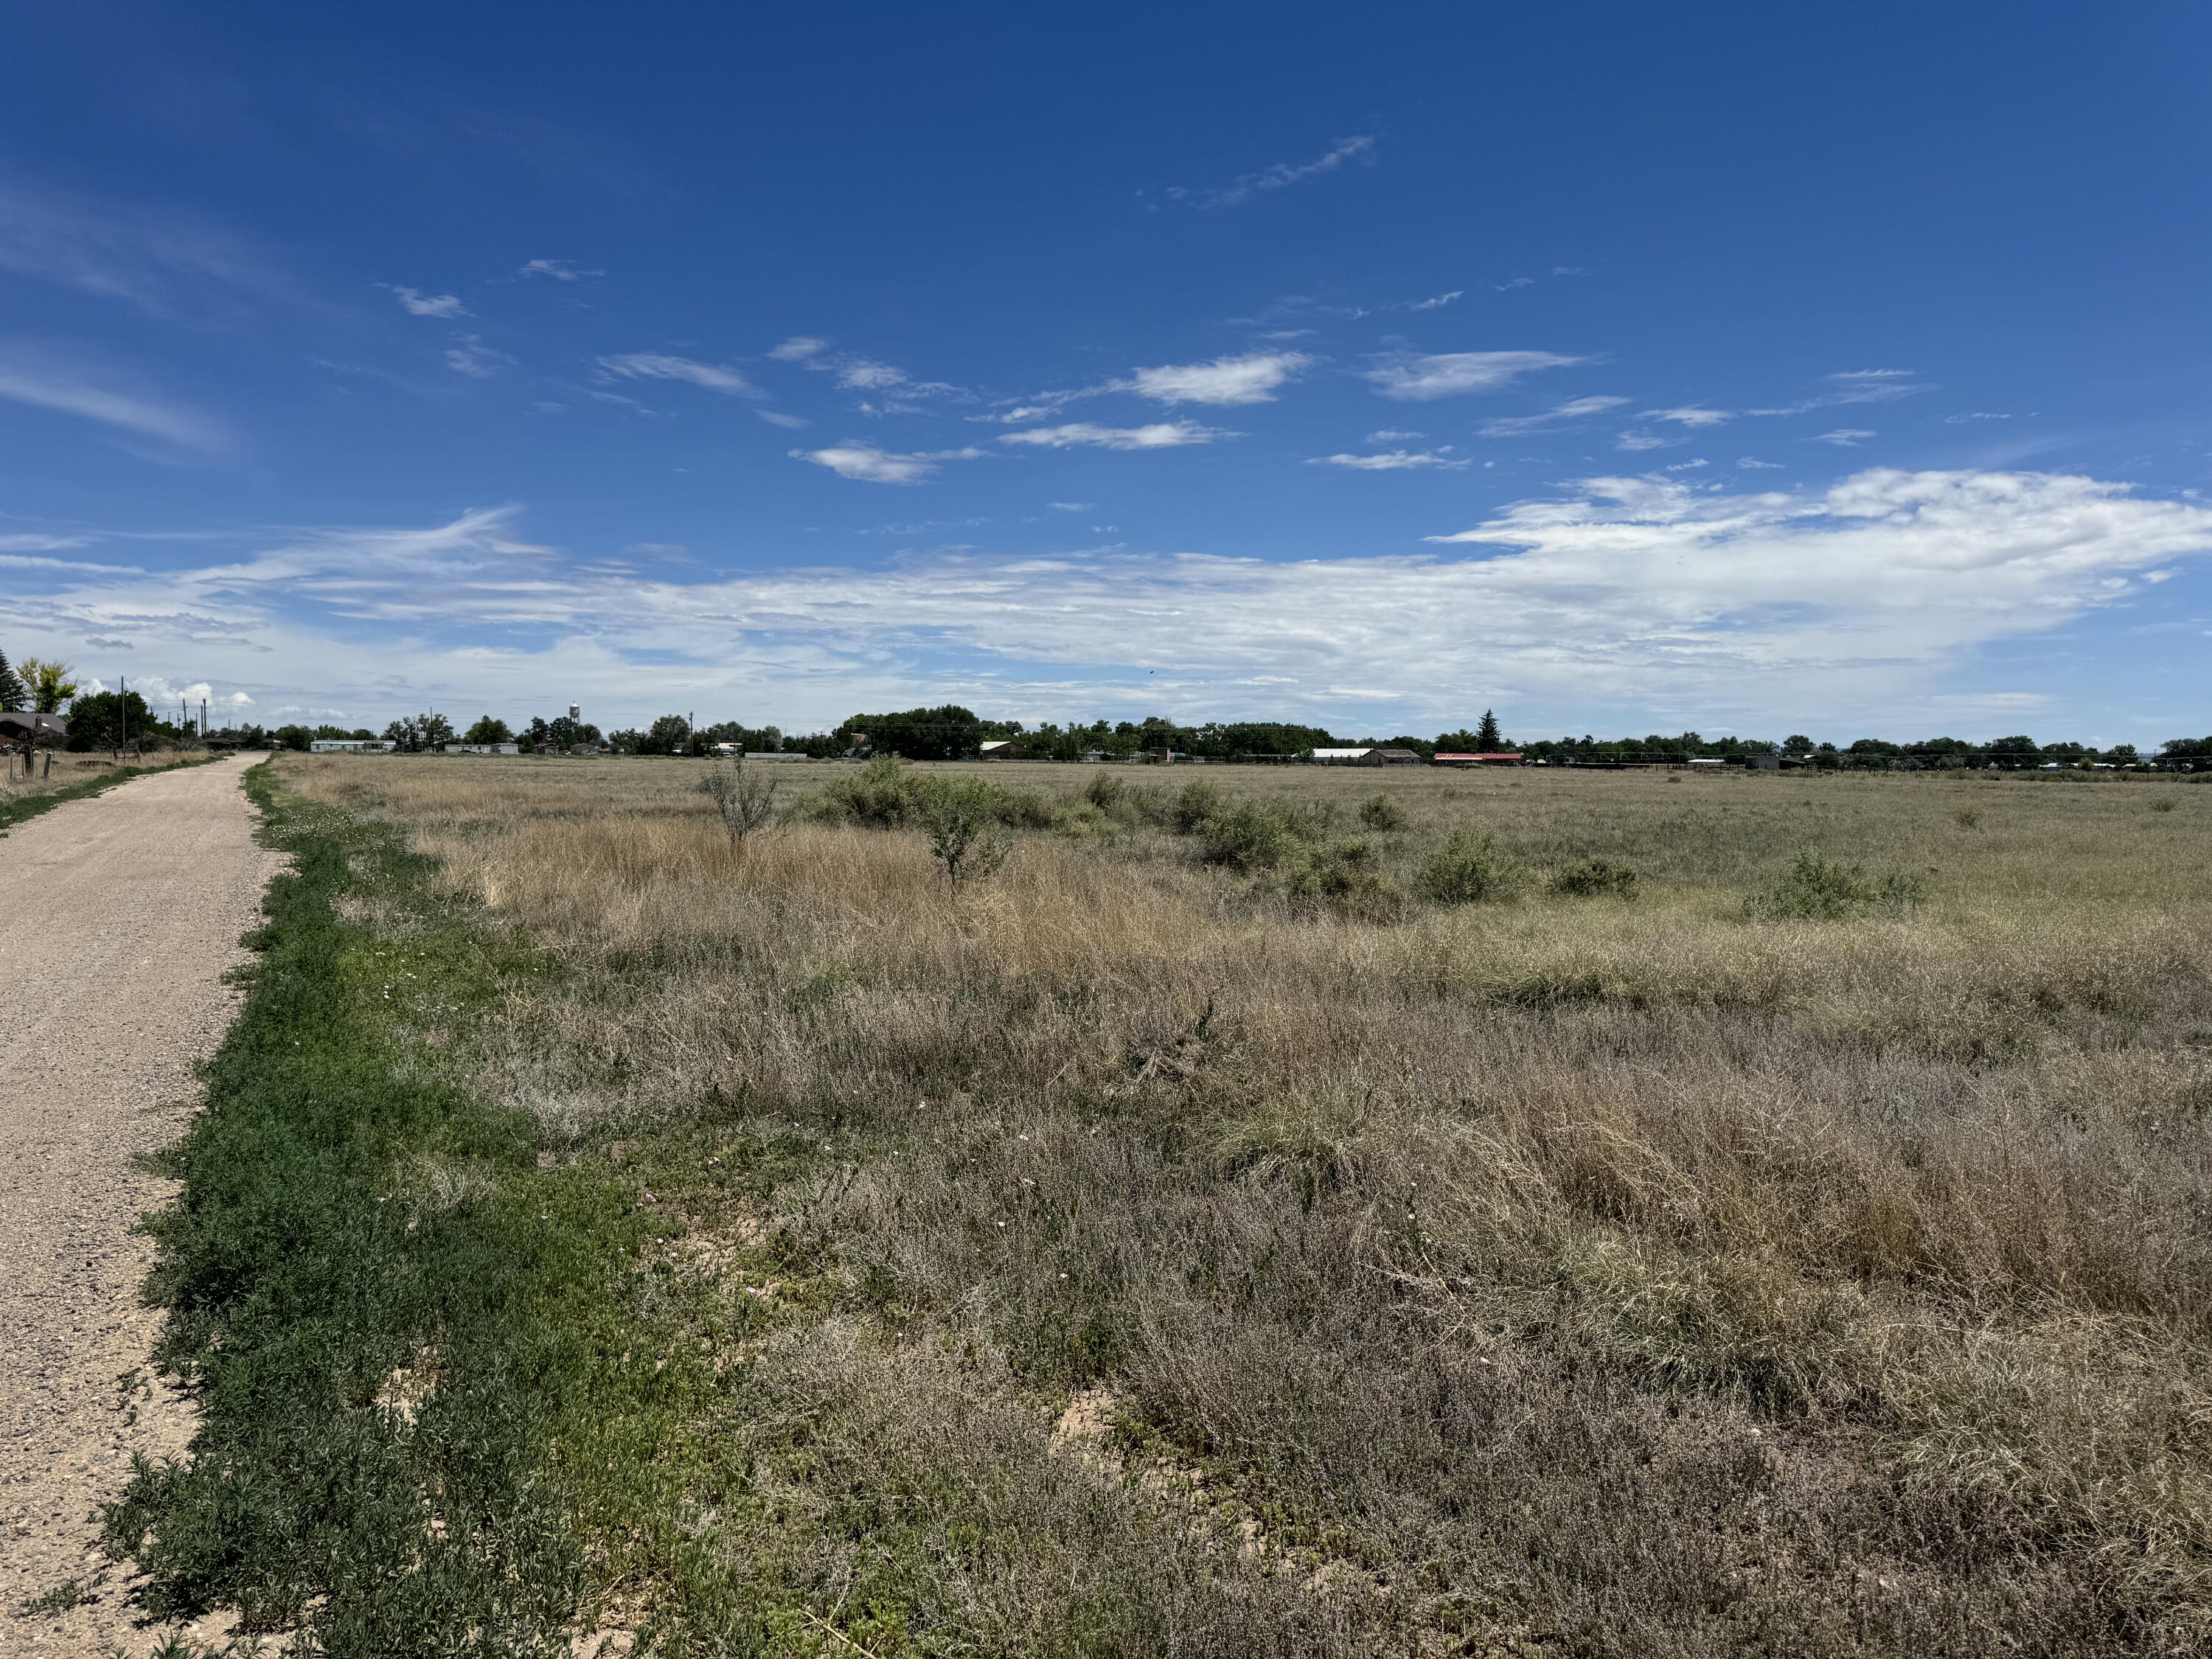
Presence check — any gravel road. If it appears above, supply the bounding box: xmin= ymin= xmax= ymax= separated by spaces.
xmin=0 ymin=758 xmax=282 ymax=1655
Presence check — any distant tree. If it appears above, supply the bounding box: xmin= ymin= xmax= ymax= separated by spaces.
xmin=15 ymin=657 xmax=77 ymax=713
xmin=545 ymin=715 xmax=599 ymax=748
xmin=270 ymin=724 xmax=312 ymax=752
xmin=0 ymin=650 xmax=26 ymax=712
xmin=65 ymin=689 xmax=157 ymax=751
xmin=1782 ymin=734 xmax=1815 ymax=756
xmin=383 ymin=717 xmax=422 ymax=751
xmin=2107 ymin=743 xmax=2140 ymax=765
xmin=463 ymin=715 xmax=513 ymax=745
xmin=641 ymin=714 xmax=692 ymax=755
xmin=1475 ymin=709 xmax=1503 ymax=750
xmin=838 ymin=705 xmax=986 ymax=762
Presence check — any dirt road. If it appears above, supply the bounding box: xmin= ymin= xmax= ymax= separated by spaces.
xmin=0 ymin=758 xmax=282 ymax=1655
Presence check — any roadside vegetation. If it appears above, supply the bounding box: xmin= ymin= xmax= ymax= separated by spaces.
xmin=116 ymin=754 xmax=2212 ymax=1655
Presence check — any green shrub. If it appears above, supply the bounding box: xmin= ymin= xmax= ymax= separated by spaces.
xmin=1357 ymin=793 xmax=1405 ymax=832
xmin=800 ymin=754 xmax=941 ymax=827
xmin=925 ymin=781 xmax=1012 ymax=889
xmin=1194 ymin=801 xmax=1298 ymax=871
xmin=1550 ymin=857 xmax=1639 ymax=899
xmin=1283 ymin=837 xmax=1404 ymax=920
xmin=1752 ymin=850 xmax=1926 ymax=919
xmin=1169 ymin=779 xmax=1226 ymax=834
xmin=1418 ymin=828 xmax=1520 ymax=904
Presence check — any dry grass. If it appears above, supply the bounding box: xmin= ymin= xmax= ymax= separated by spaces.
xmin=285 ymin=753 xmax=2212 ymax=1655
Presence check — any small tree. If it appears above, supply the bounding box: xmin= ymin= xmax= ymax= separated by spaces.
xmin=1475 ymin=709 xmax=1503 ymax=751
xmin=925 ymin=780 xmax=1010 ymax=891
xmin=0 ymin=650 xmax=27 ymax=712
xmin=695 ymin=755 xmax=779 ymax=850
xmin=15 ymin=657 xmax=76 ymax=713
xmin=463 ymin=715 xmax=512 ymax=745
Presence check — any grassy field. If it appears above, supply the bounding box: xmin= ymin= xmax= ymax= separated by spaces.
xmin=125 ymin=754 xmax=2212 ymax=1655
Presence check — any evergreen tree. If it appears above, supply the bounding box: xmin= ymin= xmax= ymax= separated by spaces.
xmin=0 ymin=649 xmax=27 ymax=712
xmin=1475 ymin=709 xmax=1503 ymax=750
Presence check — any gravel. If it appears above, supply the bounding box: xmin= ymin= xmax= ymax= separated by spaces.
xmin=0 ymin=758 xmax=282 ymax=1655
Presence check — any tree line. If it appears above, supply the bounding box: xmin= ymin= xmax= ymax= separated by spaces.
xmin=7 ymin=652 xmax=2210 ymax=770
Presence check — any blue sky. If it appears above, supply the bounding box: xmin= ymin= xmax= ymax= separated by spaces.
xmin=4 ymin=0 xmax=2211 ymax=742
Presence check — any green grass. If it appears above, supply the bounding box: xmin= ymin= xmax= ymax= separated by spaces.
xmin=0 ymin=752 xmax=221 ymax=833
xmin=103 ymin=762 xmax=740 ymax=1655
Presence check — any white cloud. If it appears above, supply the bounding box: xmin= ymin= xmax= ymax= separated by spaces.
xmin=520 ymin=259 xmax=599 ymax=281
xmin=998 ymin=421 xmax=1228 ymax=451
xmin=756 ymin=409 xmax=809 ymax=429
xmin=1307 ymin=449 xmax=1467 ymax=470
xmin=446 ymin=338 xmax=515 ymax=378
xmin=1944 ymin=411 xmax=2012 ymax=423
xmin=769 ymin=336 xmax=829 ymax=361
xmin=1614 ymin=431 xmax=1674 ymax=452
xmin=793 ymin=444 xmax=983 ymax=484
xmin=1753 ymin=370 xmax=1927 ymax=417
xmin=1366 ymin=429 xmax=1423 ymax=443
xmin=1129 ymin=351 xmax=1312 ymax=406
xmin=0 ymin=348 xmax=230 ymax=453
xmin=596 ymin=352 xmax=757 ymax=396
xmin=1736 ymin=456 xmax=1784 ymax=469
xmin=1815 ymin=428 xmax=1875 ymax=446
xmin=1667 ymin=459 xmax=1710 ymax=471
xmin=1478 ymin=395 xmax=1629 ymax=437
xmin=389 ymin=285 xmax=467 ymax=318
xmin=1364 ymin=350 xmax=1585 ymax=401
xmin=0 ymin=532 xmax=90 ymax=552
xmin=1166 ymin=135 xmax=1376 ymax=209
xmin=0 ymin=178 xmax=294 ymax=321
xmin=1409 ymin=290 xmax=1463 ymax=311
xmin=10 ymin=470 xmax=2209 ymax=734
xmin=1644 ymin=405 xmax=1731 ymax=427
xmin=1047 ymin=501 xmax=1093 ymax=512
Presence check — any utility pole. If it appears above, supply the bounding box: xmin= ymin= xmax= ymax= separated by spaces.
xmin=119 ymin=674 xmax=128 ymax=759
xmin=201 ymin=698 xmax=208 ymax=740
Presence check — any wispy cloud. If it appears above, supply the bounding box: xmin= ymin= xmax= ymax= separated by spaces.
xmin=519 ymin=258 xmax=599 ymax=282
xmin=1163 ymin=135 xmax=1377 ymax=209
xmin=756 ymin=409 xmax=809 ymax=429
xmin=1644 ymin=405 xmax=1731 ymax=428
xmin=1814 ymin=428 xmax=1875 ymax=446
xmin=0 ymin=176 xmax=295 ymax=320
xmin=769 ymin=336 xmax=830 ymax=361
xmin=1409 ymin=290 xmax=1463 ymax=311
xmin=1129 ymin=351 xmax=1312 ymax=406
xmin=769 ymin=337 xmax=964 ymax=402
xmin=793 ymin=444 xmax=983 ymax=484
xmin=1752 ymin=369 xmax=1927 ymax=417
xmin=1614 ymin=431 xmax=1676 ymax=452
xmin=1366 ymin=429 xmax=1423 ymax=443
xmin=1945 ymin=411 xmax=2013 ymax=423
xmin=1363 ymin=349 xmax=1585 ymax=401
xmin=387 ymin=285 xmax=467 ymax=318
xmin=445 ymin=338 xmax=515 ymax=378
xmin=998 ymin=421 xmax=1228 ymax=451
xmin=0 ymin=346 xmax=230 ymax=454
xmin=1307 ymin=449 xmax=1468 ymax=471
xmin=1478 ymin=395 xmax=1629 ymax=437
xmin=1737 ymin=456 xmax=1784 ymax=469
xmin=596 ymin=352 xmax=757 ymax=397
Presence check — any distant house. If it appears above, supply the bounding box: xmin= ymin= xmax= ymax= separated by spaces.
xmin=1686 ymin=757 xmax=1725 ymax=768
xmin=309 ymin=739 xmax=395 ymax=754
xmin=442 ymin=742 xmax=520 ymax=756
xmin=1433 ymin=751 xmax=1523 ymax=768
xmin=978 ymin=740 xmax=1022 ymax=759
